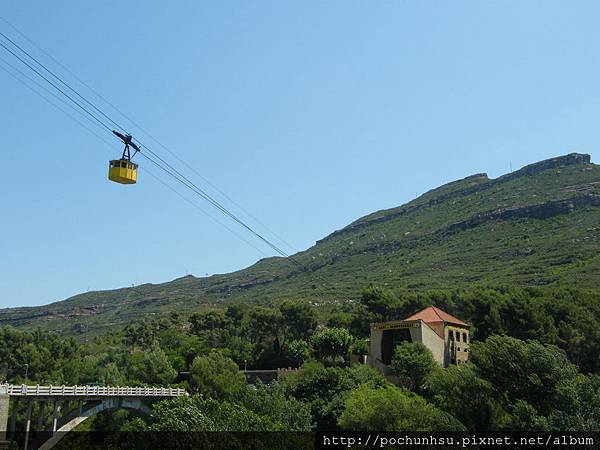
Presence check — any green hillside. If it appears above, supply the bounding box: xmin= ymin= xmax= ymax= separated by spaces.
xmin=1 ymin=152 xmax=599 ymax=336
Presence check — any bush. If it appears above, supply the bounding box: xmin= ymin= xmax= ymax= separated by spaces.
xmin=190 ymin=351 xmax=245 ymax=399
xmin=390 ymin=342 xmax=437 ymax=391
xmin=470 ymin=335 xmax=577 ymax=416
xmin=350 ymin=338 xmax=369 ymax=356
xmin=286 ymin=339 xmax=310 ymax=367
xmin=233 ymin=381 xmax=313 ymax=431
xmin=310 ymin=328 xmax=353 ymax=364
xmin=282 ymin=361 xmax=386 ymax=430
xmin=427 ymin=363 xmax=501 ymax=432
xmin=338 ymin=384 xmax=465 ymax=431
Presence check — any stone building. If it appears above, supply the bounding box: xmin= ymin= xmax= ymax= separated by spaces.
xmin=369 ymin=306 xmax=469 ymax=374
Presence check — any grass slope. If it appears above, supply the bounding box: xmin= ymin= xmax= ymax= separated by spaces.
xmin=1 ymin=153 xmax=599 ymax=337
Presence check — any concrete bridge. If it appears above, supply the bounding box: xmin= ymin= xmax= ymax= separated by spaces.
xmin=0 ymin=383 xmax=187 ymax=450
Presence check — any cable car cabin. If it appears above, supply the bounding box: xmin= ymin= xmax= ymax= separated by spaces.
xmin=108 ymin=159 xmax=138 ymax=184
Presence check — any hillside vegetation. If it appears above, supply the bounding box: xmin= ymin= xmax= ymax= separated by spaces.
xmin=1 ymin=153 xmax=599 ymax=336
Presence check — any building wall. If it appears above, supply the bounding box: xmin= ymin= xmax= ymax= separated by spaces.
xmin=370 ymin=319 xmax=470 ymax=372
xmin=444 ymin=326 xmax=470 ymax=366
xmin=369 ymin=328 xmax=383 ymax=364
xmin=369 ymin=320 xmax=422 ymax=375
xmin=419 ymin=323 xmax=445 ymax=366
xmin=369 ymin=320 xmax=446 ymax=370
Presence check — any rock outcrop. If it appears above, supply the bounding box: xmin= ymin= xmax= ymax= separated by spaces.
xmin=497 ymin=153 xmax=591 ymax=183
xmin=443 ymin=193 xmax=600 ymax=235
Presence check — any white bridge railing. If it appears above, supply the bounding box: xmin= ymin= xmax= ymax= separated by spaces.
xmin=0 ymin=384 xmax=187 ymax=397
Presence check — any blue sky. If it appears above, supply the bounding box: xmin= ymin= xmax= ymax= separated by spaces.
xmin=1 ymin=1 xmax=598 ymax=308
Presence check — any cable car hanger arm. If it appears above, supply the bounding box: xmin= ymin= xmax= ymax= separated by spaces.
xmin=112 ymin=130 xmax=141 ymax=159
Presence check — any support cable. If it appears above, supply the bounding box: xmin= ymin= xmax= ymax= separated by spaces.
xmin=0 ymin=34 xmax=288 ymax=258
xmin=0 ymin=14 xmax=296 ymax=253
xmin=0 ymin=39 xmax=113 ymax=133
xmin=0 ymin=55 xmax=110 ymax=136
xmin=0 ymin=29 xmax=127 ymax=134
xmin=0 ymin=60 xmax=267 ymax=256
xmin=0 ymin=24 xmax=344 ymax=300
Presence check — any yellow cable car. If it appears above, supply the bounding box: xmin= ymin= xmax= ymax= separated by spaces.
xmin=108 ymin=159 xmax=138 ymax=184
xmin=109 ymin=130 xmax=140 ymax=185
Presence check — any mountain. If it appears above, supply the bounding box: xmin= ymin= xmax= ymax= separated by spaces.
xmin=2 ymin=153 xmax=599 ymax=337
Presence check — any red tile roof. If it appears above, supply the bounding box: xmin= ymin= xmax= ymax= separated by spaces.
xmin=404 ymin=306 xmax=467 ymax=326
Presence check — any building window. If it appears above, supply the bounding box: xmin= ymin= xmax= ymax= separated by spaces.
xmin=463 ymin=332 xmax=468 ymax=342
xmin=381 ymin=328 xmax=412 ymax=365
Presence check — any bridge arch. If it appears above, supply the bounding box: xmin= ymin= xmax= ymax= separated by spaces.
xmin=1 ymin=384 xmax=186 ymax=450
xmin=39 ymin=397 xmax=151 ymax=450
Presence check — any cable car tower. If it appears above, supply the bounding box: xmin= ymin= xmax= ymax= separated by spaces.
xmin=108 ymin=130 xmax=140 ymax=184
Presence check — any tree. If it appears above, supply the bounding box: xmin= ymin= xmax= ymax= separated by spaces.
xmin=123 ymin=321 xmax=157 ymax=351
xmin=101 ymin=362 xmax=126 ymax=386
xmin=346 ymin=363 xmax=387 ymax=388
xmin=338 ymin=384 xmax=465 ymax=431
xmin=350 ymin=338 xmax=369 ymax=356
xmin=310 ymin=328 xmax=353 ymax=364
xmin=537 ymin=373 xmax=600 ymax=431
xmin=0 ymin=326 xmax=78 ymax=384
xmin=198 ymin=398 xmax=279 ymax=431
xmin=150 ymin=392 xmax=310 ymax=432
xmin=282 ymin=361 xmax=386 ymax=430
xmin=232 ymin=382 xmax=313 ymax=431
xmin=360 ymin=285 xmax=399 ymax=318
xmin=246 ymin=306 xmax=285 ymax=352
xmin=157 ymin=327 xmax=207 ymax=371
xmin=189 ymin=310 xmax=231 ymax=334
xmin=220 ymin=336 xmax=255 ymax=369
xmin=470 ymin=335 xmax=578 ymax=416
xmin=145 ymin=396 xmax=217 ymax=449
xmin=427 ymin=363 xmax=502 ymax=432
xmin=279 ymin=300 xmax=317 ymax=341
xmin=189 ymin=310 xmax=232 ymax=347
xmin=390 ymin=342 xmax=437 ymax=392
xmin=224 ymin=303 xmax=247 ymax=331
xmin=505 ymin=400 xmax=549 ymax=431
xmin=189 ymin=351 xmax=245 ymax=400
xmin=127 ymin=347 xmax=176 ymax=385
xmin=286 ymin=339 xmax=310 ymax=367
xmin=552 ymin=374 xmax=600 ymax=431
xmin=326 ymin=309 xmax=353 ymax=329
